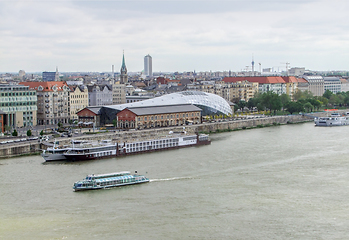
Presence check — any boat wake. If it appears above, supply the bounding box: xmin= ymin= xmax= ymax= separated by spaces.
xmin=150 ymin=176 xmax=195 ymax=182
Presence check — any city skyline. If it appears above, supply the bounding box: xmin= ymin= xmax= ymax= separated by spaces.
xmin=1 ymin=0 xmax=348 ymax=73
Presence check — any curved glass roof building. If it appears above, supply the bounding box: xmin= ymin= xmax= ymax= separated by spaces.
xmin=105 ymin=91 xmax=232 ymax=116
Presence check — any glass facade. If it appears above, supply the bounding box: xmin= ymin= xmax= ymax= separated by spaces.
xmin=0 ymin=85 xmax=37 ymax=127
xmin=106 ymin=91 xmax=233 ymax=116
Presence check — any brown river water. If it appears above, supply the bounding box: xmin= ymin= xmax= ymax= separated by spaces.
xmin=1 ymin=122 xmax=349 ymax=239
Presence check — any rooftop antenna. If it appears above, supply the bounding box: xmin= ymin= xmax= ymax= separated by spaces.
xmin=251 ymin=54 xmax=255 ymax=76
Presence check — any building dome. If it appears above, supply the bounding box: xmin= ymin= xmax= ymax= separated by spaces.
xmin=106 ymin=91 xmax=232 ymax=116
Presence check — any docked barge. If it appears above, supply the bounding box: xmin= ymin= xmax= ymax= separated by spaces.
xmin=62 ymin=133 xmax=210 ymax=162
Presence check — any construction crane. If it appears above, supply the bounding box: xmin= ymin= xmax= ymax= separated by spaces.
xmin=280 ymin=62 xmax=290 ymax=76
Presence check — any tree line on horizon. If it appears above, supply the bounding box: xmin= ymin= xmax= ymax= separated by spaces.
xmin=234 ymin=89 xmax=349 ymax=115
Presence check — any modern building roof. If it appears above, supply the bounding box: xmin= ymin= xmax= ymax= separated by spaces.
xmin=104 ymin=90 xmax=232 ymax=116
xmin=125 ymin=104 xmax=202 ymax=116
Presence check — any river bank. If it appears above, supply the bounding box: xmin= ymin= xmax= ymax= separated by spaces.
xmin=0 ymin=114 xmax=313 ymax=159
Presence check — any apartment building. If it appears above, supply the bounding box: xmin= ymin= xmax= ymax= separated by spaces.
xmin=87 ymin=84 xmax=113 ymax=106
xmin=20 ymin=81 xmax=70 ymax=125
xmin=112 ymin=83 xmax=126 ymax=104
xmin=229 ymin=80 xmax=258 ymax=102
xmin=69 ymin=85 xmax=89 ymax=121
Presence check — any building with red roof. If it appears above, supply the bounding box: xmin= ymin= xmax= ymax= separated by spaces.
xmin=20 ymin=81 xmax=70 ymax=125
xmin=222 ymin=76 xmax=303 ymax=100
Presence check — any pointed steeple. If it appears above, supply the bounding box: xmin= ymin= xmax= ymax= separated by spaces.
xmin=120 ymin=51 xmax=128 ymax=84
xmin=121 ymin=50 xmax=127 ymax=73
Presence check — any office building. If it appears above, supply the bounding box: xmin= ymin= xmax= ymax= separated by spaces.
xmin=144 ymin=54 xmax=152 ymax=77
xmin=0 ymin=84 xmax=37 ymax=128
xmin=42 ymin=67 xmax=60 ymax=82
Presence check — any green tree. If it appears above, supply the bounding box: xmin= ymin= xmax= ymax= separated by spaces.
xmin=27 ymin=129 xmax=32 ymax=136
xmin=112 ymin=119 xmax=117 ymax=129
xmin=304 ymin=102 xmax=313 ymax=113
xmin=329 ymin=95 xmax=340 ymax=107
xmin=40 ymin=130 xmax=44 ymax=136
xmin=12 ymin=129 xmax=18 ymax=136
xmin=5 ymin=125 xmax=11 ymax=134
xmin=58 ymin=122 xmax=63 ymax=128
xmin=261 ymin=91 xmax=282 ymax=115
xmin=293 ymin=90 xmax=313 ymax=101
xmin=284 ymin=101 xmax=304 ymax=115
xmin=280 ymin=93 xmax=291 ymax=107
xmin=323 ymin=90 xmax=333 ymax=99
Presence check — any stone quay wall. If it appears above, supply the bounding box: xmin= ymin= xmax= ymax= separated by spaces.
xmin=0 ymin=142 xmax=42 ymax=159
xmin=0 ymin=115 xmax=312 ymax=159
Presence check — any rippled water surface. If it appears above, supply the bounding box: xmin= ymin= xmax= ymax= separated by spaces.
xmin=1 ymin=122 xmax=349 ymax=239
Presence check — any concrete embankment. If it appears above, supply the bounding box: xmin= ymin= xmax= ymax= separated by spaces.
xmin=0 ymin=114 xmax=312 ymax=159
xmin=0 ymin=141 xmax=42 ymax=159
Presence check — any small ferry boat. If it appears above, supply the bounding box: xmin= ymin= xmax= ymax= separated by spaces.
xmin=73 ymin=171 xmax=149 ymax=191
xmin=314 ymin=112 xmax=349 ymax=126
xmin=41 ymin=140 xmax=70 ymax=162
xmin=42 ymin=140 xmax=88 ymax=162
xmin=64 ymin=139 xmax=117 ymax=161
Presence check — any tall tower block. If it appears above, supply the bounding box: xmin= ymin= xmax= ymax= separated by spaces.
xmin=144 ymin=54 xmax=152 ymax=77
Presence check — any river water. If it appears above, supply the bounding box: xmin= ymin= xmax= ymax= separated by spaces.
xmin=1 ymin=122 xmax=349 ymax=239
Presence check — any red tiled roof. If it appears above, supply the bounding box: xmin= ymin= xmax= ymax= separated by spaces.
xmin=19 ymin=81 xmax=69 ymax=92
xmin=281 ymin=76 xmax=298 ymax=83
xmin=223 ymin=76 xmax=286 ymax=84
xmin=296 ymin=78 xmax=308 ymax=83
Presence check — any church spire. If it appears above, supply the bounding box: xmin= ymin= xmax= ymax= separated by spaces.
xmin=121 ymin=50 xmax=127 ymax=73
xmin=120 ymin=50 xmax=128 ymax=84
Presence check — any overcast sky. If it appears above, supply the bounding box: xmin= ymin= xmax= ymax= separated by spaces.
xmin=1 ymin=0 xmax=348 ymax=73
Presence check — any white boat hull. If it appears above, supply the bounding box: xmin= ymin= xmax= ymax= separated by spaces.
xmin=41 ymin=153 xmax=67 ymax=162
xmin=314 ymin=116 xmax=349 ymax=126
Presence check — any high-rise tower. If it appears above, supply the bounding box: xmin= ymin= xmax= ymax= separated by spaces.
xmin=144 ymin=54 xmax=152 ymax=77
xmin=120 ymin=51 xmax=128 ymax=84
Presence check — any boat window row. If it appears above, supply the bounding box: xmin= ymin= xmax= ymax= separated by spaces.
xmin=125 ymin=138 xmax=179 ymax=149
xmin=89 ymin=146 xmax=116 ymax=153
xmin=99 ymin=178 xmax=136 ymax=186
xmin=125 ymin=141 xmax=179 ymax=153
xmin=87 ymin=151 xmax=115 ymax=158
xmin=182 ymin=136 xmax=197 ymax=141
xmin=87 ymin=172 xmax=130 ymax=180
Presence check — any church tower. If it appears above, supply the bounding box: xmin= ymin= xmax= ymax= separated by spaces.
xmin=120 ymin=51 xmax=128 ymax=84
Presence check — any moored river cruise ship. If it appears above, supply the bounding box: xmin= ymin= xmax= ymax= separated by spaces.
xmin=62 ymin=133 xmax=210 ymax=162
xmin=73 ymin=171 xmax=149 ymax=191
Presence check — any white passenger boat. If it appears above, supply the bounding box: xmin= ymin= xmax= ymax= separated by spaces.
xmin=64 ymin=139 xmax=118 ymax=161
xmin=73 ymin=171 xmax=149 ymax=191
xmin=314 ymin=112 xmax=349 ymax=126
xmin=41 ymin=140 xmax=70 ymax=162
xmin=42 ymin=140 xmax=88 ymax=162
